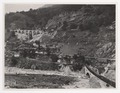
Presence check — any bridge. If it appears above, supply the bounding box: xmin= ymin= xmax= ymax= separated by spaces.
xmin=10 ymin=29 xmax=44 ymax=37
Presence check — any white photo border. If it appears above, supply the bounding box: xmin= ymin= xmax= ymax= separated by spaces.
xmin=0 ymin=0 xmax=120 ymax=93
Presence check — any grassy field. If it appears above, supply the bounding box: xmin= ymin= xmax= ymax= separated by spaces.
xmin=5 ymin=74 xmax=76 ymax=89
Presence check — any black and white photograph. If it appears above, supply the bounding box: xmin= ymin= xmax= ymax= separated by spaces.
xmin=4 ymin=4 xmax=116 ymax=89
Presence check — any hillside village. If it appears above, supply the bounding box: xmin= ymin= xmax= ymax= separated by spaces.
xmin=5 ymin=4 xmax=115 ymax=88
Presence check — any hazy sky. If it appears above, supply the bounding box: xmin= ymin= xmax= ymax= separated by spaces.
xmin=5 ymin=4 xmax=45 ymax=13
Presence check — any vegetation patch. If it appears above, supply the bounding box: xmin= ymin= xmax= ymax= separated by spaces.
xmin=12 ymin=57 xmax=59 ymax=70
xmin=5 ymin=74 xmax=76 ymax=88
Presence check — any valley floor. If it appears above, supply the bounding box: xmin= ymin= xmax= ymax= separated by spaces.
xmin=5 ymin=67 xmax=90 ymax=89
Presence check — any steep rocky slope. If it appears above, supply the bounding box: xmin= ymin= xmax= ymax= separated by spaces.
xmin=44 ymin=10 xmax=115 ymax=58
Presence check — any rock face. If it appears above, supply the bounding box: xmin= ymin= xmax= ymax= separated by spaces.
xmin=95 ymin=42 xmax=115 ymax=58
xmin=104 ymin=70 xmax=115 ymax=82
xmin=43 ymin=6 xmax=115 ymax=58
xmin=44 ymin=15 xmax=115 ymax=58
xmin=89 ymin=76 xmax=101 ymax=88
